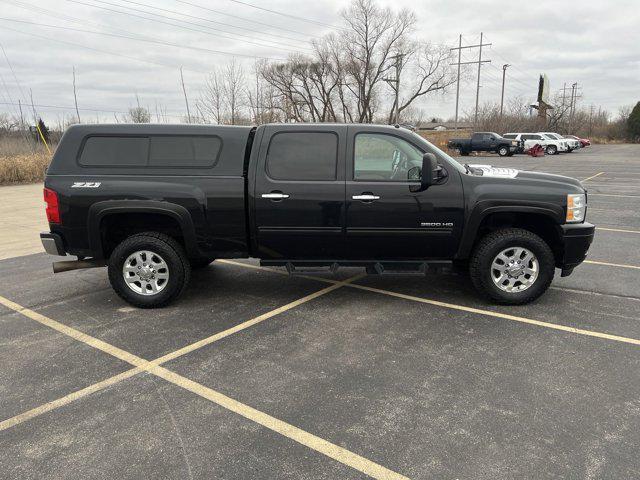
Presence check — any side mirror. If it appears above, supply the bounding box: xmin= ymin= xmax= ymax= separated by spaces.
xmin=421 ymin=153 xmax=438 ymax=189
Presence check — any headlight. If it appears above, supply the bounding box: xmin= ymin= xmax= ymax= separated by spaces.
xmin=566 ymin=193 xmax=586 ymax=222
xmin=511 ymin=140 xmax=518 ymax=146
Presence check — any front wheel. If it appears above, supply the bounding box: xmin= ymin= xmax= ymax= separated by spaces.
xmin=469 ymin=228 xmax=555 ymax=304
xmin=108 ymin=232 xmax=191 ymax=308
xmin=498 ymin=146 xmax=509 ymax=157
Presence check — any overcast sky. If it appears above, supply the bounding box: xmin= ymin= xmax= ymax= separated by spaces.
xmin=0 ymin=0 xmax=638 ymax=126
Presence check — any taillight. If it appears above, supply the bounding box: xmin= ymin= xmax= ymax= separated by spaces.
xmin=43 ymin=187 xmax=61 ymax=224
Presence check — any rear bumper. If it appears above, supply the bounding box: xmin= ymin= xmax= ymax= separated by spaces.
xmin=40 ymin=232 xmax=66 ymax=256
xmin=558 ymin=222 xmax=595 ymax=275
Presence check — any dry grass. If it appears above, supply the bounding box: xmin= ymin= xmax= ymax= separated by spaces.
xmin=0 ymin=136 xmax=54 ymax=185
xmin=417 ymin=129 xmax=471 ymax=156
xmin=0 ymin=152 xmax=52 ymax=185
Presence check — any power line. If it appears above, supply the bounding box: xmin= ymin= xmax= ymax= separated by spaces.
xmin=0 ymin=100 xmax=184 ymax=117
xmin=226 ymin=0 xmax=340 ymax=30
xmin=115 ymin=0 xmax=314 ymax=44
xmin=64 ymin=0 xmax=308 ymax=53
xmin=0 ymin=23 xmax=210 ymax=74
xmin=0 ymin=17 xmax=286 ymax=60
xmin=173 ymin=0 xmax=313 ymax=39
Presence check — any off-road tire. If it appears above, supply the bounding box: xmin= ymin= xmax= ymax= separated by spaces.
xmin=498 ymin=145 xmax=509 ymax=157
xmin=546 ymin=145 xmax=558 ymax=155
xmin=190 ymin=257 xmax=216 ymax=269
xmin=469 ymin=228 xmax=555 ymax=305
xmin=108 ymin=232 xmax=191 ymax=308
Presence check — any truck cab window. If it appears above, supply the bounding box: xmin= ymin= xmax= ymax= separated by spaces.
xmin=266 ymin=131 xmax=338 ymax=180
xmin=354 ymin=133 xmax=423 ymax=181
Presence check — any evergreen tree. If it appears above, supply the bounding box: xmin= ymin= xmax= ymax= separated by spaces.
xmin=37 ymin=118 xmax=50 ymax=144
xmin=627 ymin=101 xmax=640 ymax=141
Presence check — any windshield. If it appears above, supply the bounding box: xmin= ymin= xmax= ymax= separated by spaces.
xmin=542 ymin=134 xmax=555 ymax=140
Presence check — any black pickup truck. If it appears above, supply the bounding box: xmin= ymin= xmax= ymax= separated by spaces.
xmin=448 ymin=132 xmax=521 ymax=157
xmin=41 ymin=123 xmax=594 ymax=308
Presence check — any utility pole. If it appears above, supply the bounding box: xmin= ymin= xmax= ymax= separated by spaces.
xmin=453 ymin=34 xmax=462 ymax=129
xmin=72 ymin=66 xmax=81 ymax=124
xmin=180 ymin=67 xmax=191 ymax=123
xmin=500 ymin=63 xmax=510 ymax=116
xmin=383 ymin=53 xmax=405 ymax=124
xmin=450 ymin=33 xmax=491 ymax=127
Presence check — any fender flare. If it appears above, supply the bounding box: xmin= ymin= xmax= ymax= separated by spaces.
xmin=87 ymin=200 xmax=200 ymax=259
xmin=455 ymin=203 xmax=563 ymax=259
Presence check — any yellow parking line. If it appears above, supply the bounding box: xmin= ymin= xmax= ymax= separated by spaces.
xmin=0 ymin=274 xmax=360 ymax=431
xmin=582 ymin=171 xmax=605 ymax=182
xmin=148 ymin=364 xmax=408 ymax=480
xmin=584 ymin=260 xmax=640 ymax=270
xmin=589 ymin=193 xmax=640 ymax=198
xmin=0 ymin=368 xmax=143 ymax=431
xmin=344 ymin=283 xmax=640 ymax=347
xmin=597 ymin=227 xmax=640 ymax=234
xmin=0 ymin=275 xmax=408 ymax=480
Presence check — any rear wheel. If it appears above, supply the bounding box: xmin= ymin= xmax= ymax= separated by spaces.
xmin=546 ymin=145 xmax=558 ymax=155
xmin=469 ymin=228 xmax=555 ymax=304
xmin=108 ymin=232 xmax=191 ymax=308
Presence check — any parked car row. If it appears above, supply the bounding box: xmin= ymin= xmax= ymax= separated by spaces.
xmin=448 ymin=131 xmax=591 ymax=157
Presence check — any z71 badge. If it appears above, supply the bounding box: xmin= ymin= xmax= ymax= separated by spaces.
xmin=71 ymin=182 xmax=101 ymax=188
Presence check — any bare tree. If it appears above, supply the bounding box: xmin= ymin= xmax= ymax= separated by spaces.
xmin=338 ymin=0 xmax=415 ymax=122
xmin=127 ymin=95 xmax=150 ymax=123
xmin=386 ymin=43 xmax=456 ymax=124
xmin=222 ymin=58 xmax=245 ymax=125
xmin=199 ymin=69 xmax=224 ymax=124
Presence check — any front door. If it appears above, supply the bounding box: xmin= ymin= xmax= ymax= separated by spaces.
xmin=345 ymin=128 xmax=464 ymax=260
xmin=253 ymin=125 xmax=346 ymax=259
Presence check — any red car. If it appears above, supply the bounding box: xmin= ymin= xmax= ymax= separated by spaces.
xmin=564 ymin=135 xmax=591 ymax=147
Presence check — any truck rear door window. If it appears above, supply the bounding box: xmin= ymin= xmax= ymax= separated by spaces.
xmin=266 ymin=132 xmax=338 ymax=180
xmin=149 ymin=136 xmax=221 ymax=167
xmin=79 ymin=136 xmax=148 ymax=166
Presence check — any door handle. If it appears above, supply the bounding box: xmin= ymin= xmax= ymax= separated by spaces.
xmin=261 ymin=192 xmax=290 ymax=199
xmin=352 ymin=194 xmax=380 ymax=201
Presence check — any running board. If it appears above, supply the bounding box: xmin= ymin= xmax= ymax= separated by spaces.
xmin=260 ymin=260 xmax=453 ymax=275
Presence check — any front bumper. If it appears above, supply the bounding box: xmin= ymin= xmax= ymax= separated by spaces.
xmin=558 ymin=222 xmax=595 ymax=276
xmin=40 ymin=232 xmax=66 ymax=256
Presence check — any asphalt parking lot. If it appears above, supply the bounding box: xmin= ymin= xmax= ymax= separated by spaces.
xmin=1 ymin=144 xmax=639 ymax=479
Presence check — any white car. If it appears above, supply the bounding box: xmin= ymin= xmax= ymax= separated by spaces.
xmin=503 ymin=133 xmax=549 ymax=153
xmin=537 ymin=132 xmax=573 ymax=154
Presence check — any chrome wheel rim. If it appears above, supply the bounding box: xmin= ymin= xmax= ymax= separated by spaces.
xmin=123 ymin=250 xmax=169 ymax=295
xmin=491 ymin=247 xmax=538 ymax=293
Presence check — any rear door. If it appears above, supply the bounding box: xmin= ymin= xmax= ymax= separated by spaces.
xmin=344 ymin=127 xmax=464 ymax=260
xmin=253 ymin=125 xmax=346 ymax=259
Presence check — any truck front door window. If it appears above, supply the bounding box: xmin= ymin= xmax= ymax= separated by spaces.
xmin=354 ymin=133 xmax=423 ymax=181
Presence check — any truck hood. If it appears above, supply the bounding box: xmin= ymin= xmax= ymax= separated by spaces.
xmin=467 ymin=164 xmax=584 ymax=189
